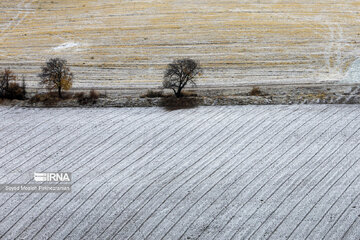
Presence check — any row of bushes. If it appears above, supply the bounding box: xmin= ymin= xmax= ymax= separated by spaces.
xmin=140 ymin=90 xmax=198 ymax=98
xmin=0 ymin=67 xmax=100 ymax=105
xmin=138 ymin=87 xmax=266 ymax=110
xmin=29 ymin=90 xmax=100 ymax=105
xmin=141 ymin=87 xmax=264 ymax=99
xmin=139 ymin=90 xmax=199 ymax=110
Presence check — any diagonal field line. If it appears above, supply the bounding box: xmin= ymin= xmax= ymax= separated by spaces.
xmin=0 ymin=109 xmax=137 ymax=227
xmin=1 ymin=106 xmax=359 ymax=239
xmin=0 ymin=108 xmax=52 ymax=142
xmin=275 ymin=148 xmax=360 ymax=239
xmin=68 ymin=106 xmax=227 ymax=239
xmin=286 ymin=152 xmax=360 ymax=238
xmin=305 ymin=173 xmax=360 ymax=239
xmin=18 ymin=108 xmax=189 ymax=239
xmin=227 ymin=108 xmax=352 ymax=239
xmin=242 ymin=109 xmax=360 ymax=240
xmin=117 ymin=107 xmax=291 ymax=240
xmin=0 ymin=108 xmax=113 ymax=178
xmin=207 ymin=106 xmax=344 ymax=240
xmin=0 ymin=108 xmax=133 ymax=183
xmin=260 ymin=112 xmax=360 ymax=240
xmin=0 ymin=0 xmax=26 ymax=35
xmin=156 ymin=106 xmax=310 ymax=240
xmin=103 ymin=107 xmax=274 ymax=239
xmin=0 ymin=108 xmax=145 ymax=229
xmin=321 ymin=190 xmax=360 ymax=240
xmin=176 ymin=106 xmax=328 ymax=240
xmin=98 ymin=106 xmax=261 ymax=239
xmin=78 ymin=106 xmax=246 ymax=239
xmin=341 ymin=212 xmax=360 ymax=240
xmin=195 ymin=106 xmax=337 ymax=240
xmin=3 ymin=108 xmax=170 ymax=239
xmin=47 ymin=107 xmax=218 ymax=239
xmin=0 ymin=108 xmax=76 ymax=161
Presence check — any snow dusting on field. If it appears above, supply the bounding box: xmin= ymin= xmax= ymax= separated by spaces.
xmin=1 ymin=1 xmax=360 ymax=90
xmin=0 ymin=105 xmax=359 ymax=239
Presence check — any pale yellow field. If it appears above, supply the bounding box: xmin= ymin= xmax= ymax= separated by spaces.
xmin=0 ymin=0 xmax=360 ymax=91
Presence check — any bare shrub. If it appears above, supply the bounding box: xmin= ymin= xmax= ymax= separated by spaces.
xmin=5 ymin=83 xmax=25 ymax=100
xmin=180 ymin=91 xmax=198 ymax=97
xmin=140 ymin=90 xmax=165 ymax=98
xmin=0 ymin=69 xmax=26 ymax=100
xmin=159 ymin=96 xmax=199 ymax=110
xmin=29 ymin=92 xmax=61 ymax=105
xmin=89 ymin=89 xmax=99 ymax=101
xmin=75 ymin=92 xmax=88 ymax=105
xmin=76 ymin=90 xmax=99 ymax=105
xmin=249 ymin=86 xmax=262 ymax=96
xmin=0 ymin=69 xmax=16 ymax=97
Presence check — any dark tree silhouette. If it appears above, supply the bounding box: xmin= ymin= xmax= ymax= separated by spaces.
xmin=0 ymin=69 xmax=26 ymax=100
xmin=0 ymin=69 xmax=16 ymax=98
xmin=38 ymin=58 xmax=73 ymax=98
xmin=163 ymin=58 xmax=202 ymax=98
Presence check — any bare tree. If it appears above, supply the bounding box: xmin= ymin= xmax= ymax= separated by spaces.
xmin=39 ymin=58 xmax=73 ymax=98
xmin=163 ymin=58 xmax=202 ymax=98
xmin=0 ymin=69 xmax=16 ymax=98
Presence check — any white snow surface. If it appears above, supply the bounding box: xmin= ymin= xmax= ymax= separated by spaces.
xmin=344 ymin=58 xmax=360 ymax=83
xmin=0 ymin=105 xmax=359 ymax=240
xmin=53 ymin=42 xmax=80 ymax=51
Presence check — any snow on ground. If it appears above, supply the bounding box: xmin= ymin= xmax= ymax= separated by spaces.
xmin=53 ymin=42 xmax=81 ymax=51
xmin=0 ymin=105 xmax=359 ymax=240
xmin=344 ymin=58 xmax=360 ymax=83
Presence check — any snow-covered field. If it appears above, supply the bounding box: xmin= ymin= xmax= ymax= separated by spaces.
xmin=0 ymin=105 xmax=359 ymax=239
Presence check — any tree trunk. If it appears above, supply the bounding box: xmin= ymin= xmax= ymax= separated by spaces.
xmin=176 ymin=86 xmax=183 ymax=98
xmin=58 ymin=87 xmax=62 ymax=98
xmin=5 ymin=79 xmax=9 ymax=91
